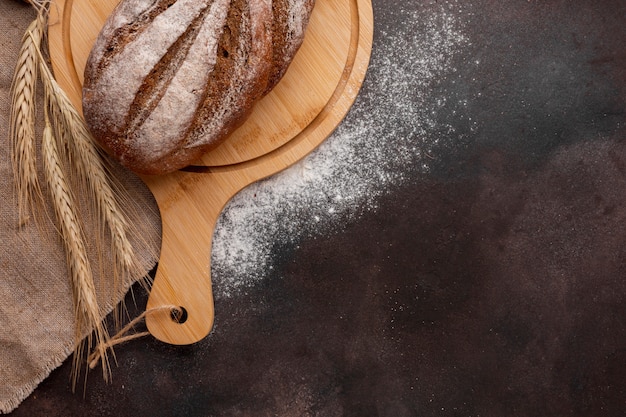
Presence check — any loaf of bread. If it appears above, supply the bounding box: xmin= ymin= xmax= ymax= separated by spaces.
xmin=82 ymin=0 xmax=315 ymax=175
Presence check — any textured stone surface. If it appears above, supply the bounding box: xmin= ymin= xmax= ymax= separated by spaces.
xmin=10 ymin=0 xmax=626 ymax=415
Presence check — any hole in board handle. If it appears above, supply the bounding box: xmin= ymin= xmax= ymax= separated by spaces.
xmin=170 ymin=306 xmax=189 ymax=324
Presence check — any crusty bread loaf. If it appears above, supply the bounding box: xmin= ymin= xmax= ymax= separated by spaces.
xmin=82 ymin=0 xmax=315 ymax=175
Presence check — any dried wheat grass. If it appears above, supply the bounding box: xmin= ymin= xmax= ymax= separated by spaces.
xmin=9 ymin=4 xmax=156 ymax=386
xmin=10 ymin=14 xmax=44 ymax=227
xmin=38 ymin=45 xmax=142 ymax=283
xmin=41 ymin=105 xmax=112 ymax=385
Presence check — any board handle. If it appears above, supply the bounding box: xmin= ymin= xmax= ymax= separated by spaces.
xmin=144 ymin=171 xmax=233 ymax=345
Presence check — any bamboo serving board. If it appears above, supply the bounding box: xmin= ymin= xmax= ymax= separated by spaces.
xmin=48 ymin=0 xmax=373 ymax=345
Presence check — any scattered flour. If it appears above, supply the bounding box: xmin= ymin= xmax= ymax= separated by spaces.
xmin=211 ymin=1 xmax=469 ymax=298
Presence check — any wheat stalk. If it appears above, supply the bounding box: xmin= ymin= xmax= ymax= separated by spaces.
xmin=34 ymin=39 xmax=142 ymax=380
xmin=41 ymin=105 xmax=112 ymax=385
xmin=17 ymin=8 xmax=152 ymax=381
xmin=39 ymin=56 xmax=139 ymax=279
xmin=10 ymin=15 xmax=44 ymax=226
xmin=10 ymin=3 xmax=156 ymax=384
xmin=28 ymin=3 xmax=141 ymax=281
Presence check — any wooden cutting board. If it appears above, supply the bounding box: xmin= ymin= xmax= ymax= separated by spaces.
xmin=48 ymin=0 xmax=373 ymax=345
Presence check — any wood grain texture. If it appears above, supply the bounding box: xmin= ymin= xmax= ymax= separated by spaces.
xmin=48 ymin=0 xmax=373 ymax=345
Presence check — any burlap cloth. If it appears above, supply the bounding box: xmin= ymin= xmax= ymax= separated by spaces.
xmin=0 ymin=2 xmax=162 ymax=413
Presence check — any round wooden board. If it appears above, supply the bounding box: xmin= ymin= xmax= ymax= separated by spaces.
xmin=49 ymin=0 xmax=373 ymax=345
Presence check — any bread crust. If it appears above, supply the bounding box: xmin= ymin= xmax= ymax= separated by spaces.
xmin=266 ymin=0 xmax=315 ymax=93
xmin=82 ymin=0 xmax=315 ymax=175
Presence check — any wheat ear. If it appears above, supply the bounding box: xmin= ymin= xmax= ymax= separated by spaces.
xmin=28 ymin=24 xmax=121 ymax=382
xmin=18 ymin=7 xmax=155 ymax=382
xmin=41 ymin=105 xmax=112 ymax=386
xmin=38 ymin=54 xmax=139 ymax=282
xmin=10 ymin=15 xmax=44 ymax=226
xmin=32 ymin=27 xmax=151 ymax=376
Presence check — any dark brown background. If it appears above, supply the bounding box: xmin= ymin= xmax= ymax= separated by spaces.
xmin=10 ymin=0 xmax=626 ymax=415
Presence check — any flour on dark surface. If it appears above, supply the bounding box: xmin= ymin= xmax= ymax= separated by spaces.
xmin=211 ymin=1 xmax=469 ymax=298
xmin=11 ymin=0 xmax=626 ymax=415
